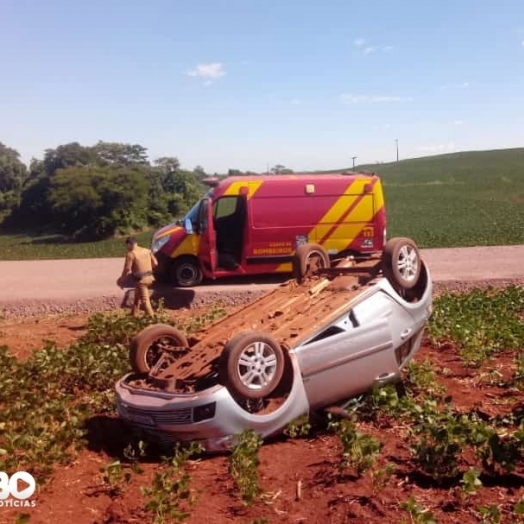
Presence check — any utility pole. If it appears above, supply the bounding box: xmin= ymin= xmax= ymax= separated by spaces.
xmin=351 ymin=156 xmax=357 ymax=169
xmin=395 ymin=139 xmax=399 ymax=162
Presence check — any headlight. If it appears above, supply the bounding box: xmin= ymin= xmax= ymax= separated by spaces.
xmin=152 ymin=235 xmax=170 ymax=253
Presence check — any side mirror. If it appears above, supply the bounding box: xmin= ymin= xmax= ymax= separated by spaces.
xmin=184 ymin=218 xmax=194 ymax=234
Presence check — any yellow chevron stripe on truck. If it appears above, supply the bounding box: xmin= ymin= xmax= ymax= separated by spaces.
xmin=275 ymin=177 xmax=384 ymax=272
xmin=170 ymin=232 xmax=201 ymax=258
xmin=224 ymin=181 xmax=264 ymax=199
xmin=308 ymin=180 xmax=364 ymax=242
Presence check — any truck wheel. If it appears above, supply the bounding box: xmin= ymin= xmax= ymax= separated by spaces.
xmin=130 ymin=324 xmax=189 ymax=373
xmin=220 ymin=331 xmax=285 ymax=400
xmin=381 ymin=237 xmax=421 ymax=290
xmin=171 ymin=257 xmax=203 ymax=287
xmin=293 ymin=243 xmax=330 ymax=281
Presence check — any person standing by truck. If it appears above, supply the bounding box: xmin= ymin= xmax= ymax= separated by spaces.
xmin=117 ymin=236 xmax=158 ymax=317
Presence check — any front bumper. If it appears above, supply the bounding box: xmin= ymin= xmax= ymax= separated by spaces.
xmin=115 ymin=366 xmax=310 ymax=452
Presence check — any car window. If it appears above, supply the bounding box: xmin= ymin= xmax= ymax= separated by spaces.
xmin=213 ymin=196 xmax=238 ymax=219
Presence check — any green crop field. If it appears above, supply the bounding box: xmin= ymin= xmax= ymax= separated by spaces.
xmin=2 ymin=289 xmax=524 ymax=522
xmin=0 ymin=230 xmax=154 ymax=260
xmin=361 ymin=148 xmax=524 ymax=248
xmin=0 ymin=147 xmax=523 ymax=260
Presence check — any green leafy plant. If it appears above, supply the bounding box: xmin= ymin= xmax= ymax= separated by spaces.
xmin=283 ymin=414 xmax=311 ymax=438
xmin=428 ymin=286 xmax=524 ymax=367
xmin=514 ymin=497 xmax=524 ymax=522
xmin=477 ymin=504 xmax=502 ymax=524
xmin=142 ymin=442 xmax=203 ymax=524
xmin=358 ymin=384 xmax=416 ymax=425
xmin=0 ymin=305 xmax=222 ymax=484
xmin=460 ymin=467 xmax=482 ymax=495
xmin=370 ymin=463 xmax=395 ymax=495
xmin=410 ymin=400 xmax=470 ymax=481
xmin=407 ymin=358 xmax=446 ymax=397
xmin=14 ymin=514 xmax=31 ymax=524
xmin=471 ymin=425 xmax=523 ymax=475
xmin=178 ymin=302 xmax=227 ymax=333
xmin=328 ymin=416 xmax=382 ymax=475
xmin=401 ymin=495 xmax=438 ymax=524
xmin=101 ymin=459 xmax=132 ymax=496
xmin=228 ymin=429 xmax=263 ymax=505
xmin=512 ymin=352 xmax=524 ymax=389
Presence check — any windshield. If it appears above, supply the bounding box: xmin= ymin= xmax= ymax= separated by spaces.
xmin=177 ymin=189 xmax=213 ymax=226
xmin=181 ymin=199 xmax=203 ymax=226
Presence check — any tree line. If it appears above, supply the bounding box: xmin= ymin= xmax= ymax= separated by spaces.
xmin=0 ymin=140 xmax=209 ymax=241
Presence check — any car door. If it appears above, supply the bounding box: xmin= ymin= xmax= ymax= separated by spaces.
xmin=196 ymin=198 xmax=217 ymax=274
xmin=294 ymin=314 xmax=394 ymax=409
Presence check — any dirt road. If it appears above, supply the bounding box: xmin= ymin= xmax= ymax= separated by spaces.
xmin=1 ymin=245 xmax=523 ymax=317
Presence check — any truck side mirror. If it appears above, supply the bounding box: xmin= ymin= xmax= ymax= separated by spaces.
xmin=184 ymin=218 xmax=194 ymax=234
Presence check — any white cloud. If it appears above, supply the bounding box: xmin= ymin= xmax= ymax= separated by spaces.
xmin=290 ymin=99 xmax=301 ymax=105
xmin=453 ymin=120 xmax=464 ymax=126
xmin=416 ymin=142 xmax=456 ymax=154
xmin=441 ymin=82 xmax=470 ymax=90
xmin=521 ymin=40 xmax=524 ymax=47
xmin=353 ymin=39 xmax=393 ymax=55
xmin=186 ymin=63 xmax=226 ymax=81
xmin=372 ymin=123 xmax=391 ymax=130
xmin=341 ymin=94 xmax=413 ymax=104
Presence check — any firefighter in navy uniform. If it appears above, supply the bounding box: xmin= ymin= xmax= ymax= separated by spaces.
xmin=117 ymin=237 xmax=158 ymax=317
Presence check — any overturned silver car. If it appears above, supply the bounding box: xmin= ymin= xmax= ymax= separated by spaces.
xmin=115 ymin=238 xmax=433 ymax=452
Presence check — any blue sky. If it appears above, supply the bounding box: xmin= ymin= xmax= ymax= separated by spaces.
xmin=1 ymin=0 xmax=524 ymax=172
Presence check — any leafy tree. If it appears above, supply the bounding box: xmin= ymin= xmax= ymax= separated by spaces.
xmin=193 ymin=165 xmax=206 ymax=178
xmin=0 ymin=142 xmax=27 ymax=192
xmin=270 ymin=164 xmax=293 ymax=174
xmin=26 ymin=157 xmax=45 ymax=184
xmin=3 ymin=139 xmax=209 ymax=238
xmin=47 ymin=165 xmax=150 ymax=239
xmin=144 ymin=170 xmax=171 ymax=226
xmin=162 ymin=169 xmax=204 ymax=217
xmin=92 ymin=141 xmax=149 ymax=166
xmin=154 ymin=156 xmax=180 ymax=173
xmin=43 ymin=142 xmax=95 ymax=176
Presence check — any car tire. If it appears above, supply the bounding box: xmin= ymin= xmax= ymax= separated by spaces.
xmin=170 ymin=257 xmax=203 ymax=287
xmin=220 ymin=331 xmax=285 ymax=400
xmin=293 ymin=243 xmax=330 ymax=281
xmin=130 ymin=324 xmax=189 ymax=373
xmin=381 ymin=237 xmax=421 ymax=290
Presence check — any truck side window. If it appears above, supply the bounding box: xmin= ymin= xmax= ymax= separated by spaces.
xmin=213 ymin=196 xmax=238 ymax=220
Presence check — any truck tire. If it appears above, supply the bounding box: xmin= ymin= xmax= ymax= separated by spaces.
xmin=170 ymin=257 xmax=203 ymax=287
xmin=381 ymin=237 xmax=421 ymax=290
xmin=130 ymin=324 xmax=189 ymax=373
xmin=293 ymin=243 xmax=330 ymax=282
xmin=219 ymin=331 xmax=285 ymax=400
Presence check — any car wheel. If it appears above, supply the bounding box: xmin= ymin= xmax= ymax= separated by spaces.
xmin=220 ymin=331 xmax=285 ymax=400
xmin=293 ymin=243 xmax=330 ymax=281
xmin=170 ymin=257 xmax=203 ymax=287
xmin=381 ymin=237 xmax=421 ymax=290
xmin=130 ymin=324 xmax=189 ymax=373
